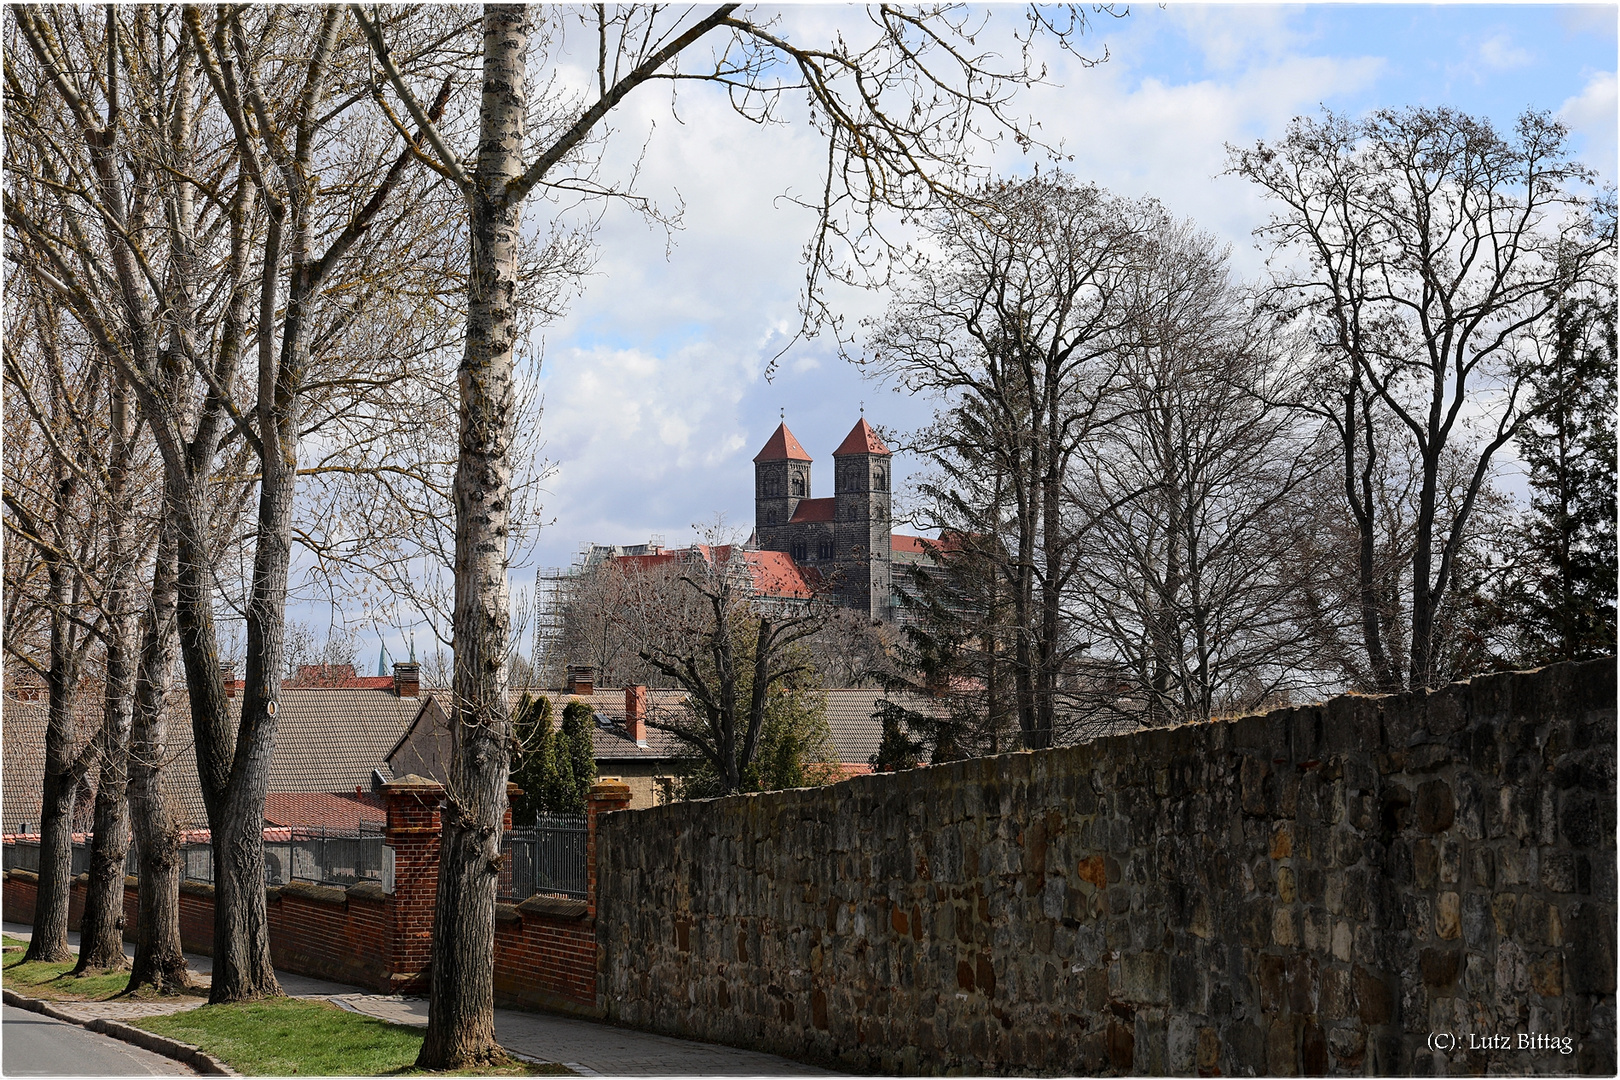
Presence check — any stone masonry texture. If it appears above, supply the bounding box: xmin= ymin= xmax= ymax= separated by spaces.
xmin=596 ymin=660 xmax=1617 ymax=1075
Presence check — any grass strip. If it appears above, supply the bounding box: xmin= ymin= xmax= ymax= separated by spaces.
xmin=133 ymin=998 xmax=570 ymax=1076
xmin=1 ymin=956 xmax=145 ymax=1001
xmin=2 ymin=934 xmax=29 ymax=950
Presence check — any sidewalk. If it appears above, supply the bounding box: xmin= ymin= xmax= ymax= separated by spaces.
xmin=4 ymin=922 xmax=835 ymax=1075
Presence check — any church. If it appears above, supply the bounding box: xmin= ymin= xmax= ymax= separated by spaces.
xmin=753 ymin=417 xmax=902 ymax=622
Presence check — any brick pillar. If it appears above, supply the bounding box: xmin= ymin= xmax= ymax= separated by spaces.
xmin=585 ymin=778 xmax=631 ymax=918
xmin=381 ymin=775 xmax=443 ymax=993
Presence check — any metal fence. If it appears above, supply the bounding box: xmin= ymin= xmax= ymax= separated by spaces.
xmin=4 ymin=825 xmax=386 ymax=889
xmin=502 ymin=814 xmax=587 ymax=900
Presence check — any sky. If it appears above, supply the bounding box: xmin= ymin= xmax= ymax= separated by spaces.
xmin=339 ymin=3 xmax=1619 ymax=664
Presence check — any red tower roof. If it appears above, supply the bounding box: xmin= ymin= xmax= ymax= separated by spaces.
xmin=753 ymin=422 xmax=812 ymax=462
xmin=832 ymin=418 xmax=890 ymax=457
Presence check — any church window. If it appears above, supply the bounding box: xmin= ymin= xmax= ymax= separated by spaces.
xmin=817 ymin=540 xmax=834 ymax=560
xmin=791 ymin=541 xmax=808 ymax=562
xmin=874 ymin=467 xmax=888 ymax=491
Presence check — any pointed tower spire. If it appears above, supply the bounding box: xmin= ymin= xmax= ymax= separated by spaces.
xmin=753 ymin=422 xmax=812 ymax=462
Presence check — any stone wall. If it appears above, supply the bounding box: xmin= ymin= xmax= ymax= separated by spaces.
xmin=596 ymin=660 xmax=1616 ymax=1075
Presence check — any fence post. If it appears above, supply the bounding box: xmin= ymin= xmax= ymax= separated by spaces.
xmin=585 ymin=778 xmax=631 ymax=919
xmin=380 ymin=775 xmax=444 ymax=993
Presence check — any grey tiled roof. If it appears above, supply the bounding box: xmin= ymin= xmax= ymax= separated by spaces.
xmin=822 ymin=688 xmax=943 ymax=766
xmin=4 ymin=687 xmax=423 ymax=831
xmin=2 ymin=694 xmax=102 ymax=833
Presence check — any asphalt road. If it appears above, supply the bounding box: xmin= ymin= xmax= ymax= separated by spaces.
xmin=1 ymin=1005 xmax=194 ymax=1076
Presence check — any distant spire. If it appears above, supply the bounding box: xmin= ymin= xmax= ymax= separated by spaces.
xmin=409 ymin=633 xmax=417 ymax=663
xmin=377 ymin=641 xmax=391 ymax=677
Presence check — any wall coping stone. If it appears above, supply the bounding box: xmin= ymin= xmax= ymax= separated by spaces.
xmin=517 ymin=894 xmax=589 ymax=920
xmin=7 ymin=869 xmax=37 ymax=884
xmin=280 ymin=881 xmax=347 ymax=907
xmin=495 ymin=902 xmax=521 ymax=924
xmin=347 ymin=881 xmax=385 ymax=903
xmin=179 ymin=880 xmax=215 ymax=899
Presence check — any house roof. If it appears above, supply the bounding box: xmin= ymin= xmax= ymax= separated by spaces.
xmin=398 ymin=688 xmax=691 ymax=769
xmin=2 ymin=691 xmax=101 ymax=833
xmin=284 ymin=664 xmax=396 ymax=691
xmin=891 ymin=534 xmax=928 ymax=554
xmin=263 ymin=791 xmax=384 ymax=830
xmin=832 ymin=418 xmax=890 ymax=457
xmin=607 ymin=545 xmax=814 ymax=602
xmin=823 ymin=688 xmax=945 ymax=766
xmin=3 ymin=686 xmax=424 ymax=831
xmin=741 ymin=550 xmax=815 ymax=599
xmin=753 ymin=422 xmax=813 ymax=462
xmin=788 ymin=498 xmax=835 ymax=523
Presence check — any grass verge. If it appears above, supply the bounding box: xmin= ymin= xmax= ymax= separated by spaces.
xmin=2 ymin=934 xmax=29 ymax=951
xmin=1 ymin=955 xmax=154 ymax=1001
xmin=133 ymin=998 xmax=571 ymax=1076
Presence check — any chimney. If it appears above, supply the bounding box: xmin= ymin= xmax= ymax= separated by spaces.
xmin=393 ymin=661 xmax=420 ymax=698
xmin=565 ymin=664 xmax=595 ymax=696
xmin=624 ymin=685 xmax=648 ymax=748
xmin=222 ymin=663 xmax=237 ymax=699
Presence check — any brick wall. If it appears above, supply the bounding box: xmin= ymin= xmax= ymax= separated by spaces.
xmin=5 ymin=776 xmax=624 ymax=1017
xmin=596 ymin=660 xmax=1617 ymax=1075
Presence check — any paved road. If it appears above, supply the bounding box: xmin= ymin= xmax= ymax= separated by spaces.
xmin=2 ymin=1005 xmax=194 ymax=1075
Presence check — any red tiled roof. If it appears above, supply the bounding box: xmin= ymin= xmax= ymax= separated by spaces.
xmin=284 ymin=665 xmax=395 ymax=690
xmin=743 ymin=549 xmax=814 ymax=599
xmin=753 ymin=422 xmax=812 ymax=462
xmin=788 ymin=497 xmax=835 ymax=523
xmin=263 ymin=791 xmax=385 ymax=830
xmin=891 ymin=534 xmax=927 ymax=554
xmin=832 ymin=418 xmax=890 ymax=457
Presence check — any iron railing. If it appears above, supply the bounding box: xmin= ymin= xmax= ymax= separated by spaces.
xmin=502 ymin=814 xmax=587 ymax=900
xmin=4 ymin=824 xmax=386 ymax=888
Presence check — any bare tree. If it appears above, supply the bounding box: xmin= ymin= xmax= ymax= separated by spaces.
xmin=1 ymin=291 xmax=105 ymax=964
xmin=867 ymin=176 xmax=1153 ymax=748
xmin=632 ymin=544 xmax=826 ymax=795
xmin=1070 ymin=222 xmax=1331 ymax=727
xmin=6 ymin=4 xmax=471 ymax=1000
xmin=1233 ymin=107 xmax=1615 ymax=688
xmin=356 ymin=5 xmax=1109 ymax=1064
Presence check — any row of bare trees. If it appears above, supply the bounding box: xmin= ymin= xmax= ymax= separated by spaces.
xmin=5 ymin=3 xmax=1109 ymax=1066
xmin=870 ymin=106 xmax=1613 ymax=760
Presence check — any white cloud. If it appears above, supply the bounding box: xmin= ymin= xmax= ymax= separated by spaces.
xmin=1478 ymin=32 xmax=1536 ymax=72
xmin=1559 ymin=71 xmax=1619 ymax=181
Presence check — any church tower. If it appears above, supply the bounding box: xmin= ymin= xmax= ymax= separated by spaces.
xmin=832 ymin=418 xmax=893 ymax=621
xmin=753 ymin=422 xmax=812 ymax=556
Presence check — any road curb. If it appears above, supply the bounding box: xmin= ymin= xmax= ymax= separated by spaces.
xmin=3 ymin=987 xmax=238 ymax=1075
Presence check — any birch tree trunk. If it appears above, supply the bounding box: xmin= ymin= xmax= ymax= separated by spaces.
xmin=418 ymin=6 xmax=526 ymax=1066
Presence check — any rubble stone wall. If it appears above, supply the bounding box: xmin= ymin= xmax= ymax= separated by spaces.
xmin=597 ymin=660 xmax=1616 ymax=1075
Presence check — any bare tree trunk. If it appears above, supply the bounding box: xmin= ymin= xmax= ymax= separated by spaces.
xmin=127 ymin=523 xmax=189 ymax=993
xmin=27 ymin=558 xmax=87 ymax=965
xmin=1408 ymin=455 xmax=1441 ymax=689
xmin=1344 ymin=386 xmax=1397 ymax=691
xmin=75 ymin=376 xmax=137 ymax=974
xmin=419 ymin=7 xmax=526 ymax=1067
xmin=208 ymin=465 xmax=293 ymax=1002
